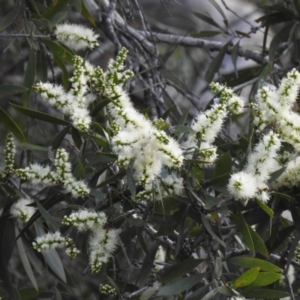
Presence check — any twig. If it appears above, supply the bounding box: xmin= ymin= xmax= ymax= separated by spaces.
xmin=0 ymin=33 xmax=50 ymax=39
xmin=139 ymin=31 xmax=268 ymax=64
xmin=144 ymin=224 xmax=175 ymax=250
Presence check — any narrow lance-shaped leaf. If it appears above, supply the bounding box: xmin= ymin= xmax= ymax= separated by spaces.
xmin=0 ymin=85 xmax=28 ymax=97
xmin=205 ymin=40 xmax=231 ymax=82
xmin=15 ymin=226 xmax=38 ymax=291
xmin=157 ymin=274 xmax=206 ymax=296
xmin=23 ymin=49 xmax=36 ymax=106
xmin=11 ymin=103 xmax=70 ymax=126
xmin=233 ymin=267 xmax=260 ymax=288
xmin=0 ymin=107 xmax=27 ymax=143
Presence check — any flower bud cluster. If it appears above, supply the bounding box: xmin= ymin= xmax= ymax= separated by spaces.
xmin=55 ymin=23 xmax=99 ymax=52
xmin=33 ymin=56 xmax=92 ymax=132
xmin=32 ymin=232 xmax=80 ymax=258
xmin=4 ymin=133 xmax=16 ymax=175
xmin=228 ymin=131 xmax=281 ymax=203
xmin=209 ymin=82 xmax=244 ymax=115
xmin=62 ymin=209 xmax=107 ymax=231
xmin=32 ymin=231 xmax=66 ymax=253
xmin=65 ymin=238 xmax=80 ymax=258
xmin=99 ymin=284 xmax=117 ymax=296
xmin=15 ymin=149 xmax=89 ymax=198
xmin=135 ymin=172 xmax=183 ymax=201
xmin=10 ymin=198 xmax=36 ymax=223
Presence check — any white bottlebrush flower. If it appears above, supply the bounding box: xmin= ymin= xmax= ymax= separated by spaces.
xmin=191 ymin=104 xmax=227 ymax=143
xmin=32 ymin=231 xmax=66 ymax=253
xmin=4 ymin=133 xmax=16 ymax=174
xmin=55 ymin=23 xmax=99 ymax=51
xmin=245 ymin=131 xmax=281 ymax=184
xmin=227 ymin=95 xmax=244 ymax=115
xmin=209 ymin=82 xmax=234 ymax=103
xmin=15 ymin=163 xmax=57 ymax=184
xmin=136 ymin=172 xmax=184 ymax=201
xmin=277 ymin=68 xmax=300 ymax=108
xmin=228 ymin=171 xmax=258 ymax=201
xmin=89 ymin=228 xmax=119 ymax=273
xmin=15 ymin=148 xmax=89 ymax=198
xmin=10 ymin=198 xmax=36 ymax=223
xmin=274 ymin=156 xmax=300 ymax=188
xmin=62 ymin=209 xmax=107 ymax=231
xmin=154 ymin=246 xmax=166 ymax=270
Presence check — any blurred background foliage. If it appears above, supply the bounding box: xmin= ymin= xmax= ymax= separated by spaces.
xmin=1 ymin=0 xmax=300 ymax=299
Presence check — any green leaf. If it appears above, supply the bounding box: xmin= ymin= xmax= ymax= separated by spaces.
xmin=0 ymin=85 xmax=28 ymax=97
xmin=159 ymin=259 xmax=202 ymax=284
xmin=294 ymin=0 xmax=300 ymax=14
xmin=18 ymin=288 xmax=52 ymax=300
xmin=71 ymin=127 xmax=82 ymax=149
xmin=233 ymin=267 xmax=260 ymax=288
xmin=214 ymin=151 xmax=231 ymax=177
xmin=89 ymin=153 xmax=117 ymax=165
xmin=91 ymin=99 xmax=110 ymax=117
xmin=215 ymin=257 xmax=223 ymax=278
xmin=248 ymin=272 xmax=282 ymax=287
xmin=42 ymin=39 xmax=74 ymax=64
xmin=267 ymin=167 xmax=286 ymax=184
xmin=173 ymin=125 xmax=195 ymax=134
xmin=0 ymin=107 xmax=26 ymax=143
xmin=248 ymin=226 xmax=269 ymax=257
xmin=157 ymin=274 xmax=205 ymax=296
xmin=81 ymin=0 xmax=96 ymax=27
xmin=186 ymin=284 xmax=211 ymax=300
xmin=23 ymin=49 xmax=36 ymax=106
xmin=137 ymin=243 xmax=158 ymax=286
xmin=11 ymin=103 xmax=70 ymax=126
xmin=231 ymin=212 xmax=255 ymax=255
xmin=126 ymin=161 xmax=136 ymax=197
xmin=161 ymin=106 xmax=173 ymax=120
xmin=95 ymin=169 xmax=126 ymax=189
xmin=35 ymin=224 xmax=66 ymax=283
xmin=201 ymin=212 xmax=225 ymax=247
xmin=43 ymin=250 xmax=66 ymax=283
xmin=229 ymin=257 xmax=282 ymax=272
xmin=205 ymin=41 xmax=231 ymax=82
xmin=0 ymin=7 xmax=20 ymax=32
xmin=259 ymin=62 xmax=273 ymax=79
xmin=255 ymin=199 xmax=274 ymax=218
xmin=193 ymin=12 xmax=223 ymax=30
xmin=50 ymin=125 xmax=71 ymax=149
xmin=198 ymin=288 xmax=218 ymax=300
xmin=20 ymin=143 xmax=48 ymax=152
xmin=209 ymin=0 xmax=228 ymax=26
xmin=42 ymin=0 xmax=73 ymax=25
xmin=35 ymin=200 xmax=59 ymax=231
xmin=245 ymin=289 xmax=289 ymax=299
xmin=54 ymin=55 xmax=69 ymax=89
xmin=15 ymin=226 xmax=38 ymax=291
xmin=74 ymin=159 xmax=86 ymax=180
xmin=269 ymin=23 xmax=293 ymax=61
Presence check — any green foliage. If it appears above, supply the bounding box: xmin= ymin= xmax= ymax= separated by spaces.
xmin=2 ymin=0 xmax=300 ymax=299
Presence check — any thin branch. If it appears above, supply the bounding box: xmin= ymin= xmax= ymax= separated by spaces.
xmin=139 ymin=31 xmax=268 ymax=64
xmin=0 ymin=33 xmax=50 ymax=39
